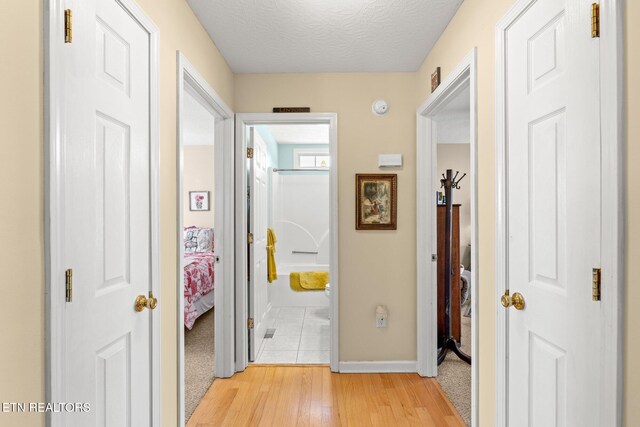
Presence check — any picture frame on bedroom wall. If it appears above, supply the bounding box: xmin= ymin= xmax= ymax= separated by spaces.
xmin=355 ymin=174 xmax=397 ymax=230
xmin=189 ymin=191 xmax=210 ymax=211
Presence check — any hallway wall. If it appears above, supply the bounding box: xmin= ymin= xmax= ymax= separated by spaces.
xmin=0 ymin=0 xmax=234 ymax=426
xmin=1 ymin=0 xmax=637 ymax=426
xmin=236 ymin=72 xmax=419 ymax=362
xmin=0 ymin=3 xmax=44 ymax=427
xmin=624 ymin=2 xmax=640 ymax=424
xmin=417 ymin=0 xmax=639 ymax=424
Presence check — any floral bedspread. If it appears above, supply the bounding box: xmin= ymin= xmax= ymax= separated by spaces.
xmin=184 ymin=252 xmax=215 ymax=329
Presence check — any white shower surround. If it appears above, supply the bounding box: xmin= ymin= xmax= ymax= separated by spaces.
xmin=269 ymin=173 xmax=330 ymax=307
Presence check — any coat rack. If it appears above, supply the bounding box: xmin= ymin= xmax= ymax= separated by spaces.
xmin=437 ymin=169 xmax=471 ymax=366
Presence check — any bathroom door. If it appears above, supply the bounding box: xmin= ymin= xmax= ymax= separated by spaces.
xmin=501 ymin=0 xmax=606 ymax=425
xmin=248 ymin=128 xmax=269 ymax=361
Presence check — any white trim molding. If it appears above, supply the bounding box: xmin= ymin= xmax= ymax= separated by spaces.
xmin=339 ymin=361 xmax=417 ymax=374
xmin=235 ymin=113 xmax=339 ymax=373
xmin=176 ymin=51 xmax=235 ymax=427
xmin=416 ymin=48 xmax=478 ymax=427
xmin=45 ymin=1 xmax=161 ymax=425
xmin=494 ymin=1 xmax=624 ymax=426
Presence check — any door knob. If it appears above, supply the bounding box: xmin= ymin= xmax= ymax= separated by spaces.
xmin=135 ymin=292 xmax=158 ymax=312
xmin=501 ymin=290 xmax=525 ymax=310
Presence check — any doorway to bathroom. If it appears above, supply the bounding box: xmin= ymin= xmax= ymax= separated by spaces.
xmin=235 ymin=113 xmax=339 ymax=371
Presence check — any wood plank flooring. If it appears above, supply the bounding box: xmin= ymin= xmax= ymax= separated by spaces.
xmin=187 ymin=366 xmax=465 ymax=427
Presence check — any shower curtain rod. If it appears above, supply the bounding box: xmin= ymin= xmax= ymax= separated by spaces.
xmin=271 ymin=168 xmax=330 ymax=172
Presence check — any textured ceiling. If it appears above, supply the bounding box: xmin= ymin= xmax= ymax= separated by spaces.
xmin=263 ymin=124 xmax=329 ymax=144
xmin=187 ymin=0 xmax=464 ymax=73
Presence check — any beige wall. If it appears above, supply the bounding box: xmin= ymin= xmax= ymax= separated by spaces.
xmin=624 ymin=1 xmax=639 ymax=425
xmin=235 ymin=73 xmax=419 ymax=361
xmin=0 ymin=0 xmax=234 ymax=426
xmin=416 ymin=0 xmax=510 ymax=423
xmin=437 ymin=144 xmax=472 ymax=267
xmin=416 ymin=0 xmax=521 ymax=423
xmin=0 ymin=2 xmax=44 ymax=427
xmin=417 ymin=0 xmax=639 ymax=424
xmin=184 ymin=146 xmax=215 ymax=229
xmin=2 ymin=0 xmax=637 ymax=426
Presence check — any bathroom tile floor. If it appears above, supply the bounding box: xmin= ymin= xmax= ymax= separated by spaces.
xmin=255 ymin=306 xmax=330 ymax=364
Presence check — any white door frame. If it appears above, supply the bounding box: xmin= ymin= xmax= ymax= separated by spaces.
xmin=494 ymin=1 xmax=625 ymax=426
xmin=176 ymin=52 xmax=235 ymax=426
xmin=416 ymin=48 xmax=479 ymax=426
xmin=44 ymin=0 xmax=161 ymax=425
xmin=235 ymin=113 xmax=339 ymax=372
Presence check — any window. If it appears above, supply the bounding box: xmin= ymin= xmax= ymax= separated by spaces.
xmin=293 ymin=149 xmax=330 ymax=169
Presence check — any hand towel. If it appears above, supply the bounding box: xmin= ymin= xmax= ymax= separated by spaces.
xmin=266 ymin=227 xmax=277 ymax=283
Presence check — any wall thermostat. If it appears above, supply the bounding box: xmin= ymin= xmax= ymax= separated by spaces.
xmin=372 ymin=99 xmax=389 ymax=116
xmin=378 ymin=154 xmax=403 ymax=168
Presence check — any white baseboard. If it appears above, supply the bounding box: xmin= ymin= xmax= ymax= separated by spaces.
xmin=338 ymin=360 xmax=417 ymax=373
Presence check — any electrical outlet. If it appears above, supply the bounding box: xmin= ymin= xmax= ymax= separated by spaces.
xmin=375 ymin=305 xmax=388 ymax=328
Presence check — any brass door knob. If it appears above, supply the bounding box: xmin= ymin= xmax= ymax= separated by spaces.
xmin=135 ymin=292 xmax=158 ymax=312
xmin=500 ymin=290 xmax=525 ymax=310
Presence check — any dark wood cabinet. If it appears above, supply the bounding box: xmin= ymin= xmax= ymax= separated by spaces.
xmin=437 ymin=204 xmax=461 ymax=346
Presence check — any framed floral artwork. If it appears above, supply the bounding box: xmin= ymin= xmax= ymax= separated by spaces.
xmin=189 ymin=191 xmax=210 ymax=211
xmin=355 ymin=174 xmax=397 ymax=230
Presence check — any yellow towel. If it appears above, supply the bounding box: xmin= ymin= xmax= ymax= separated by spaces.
xmin=289 ymin=272 xmax=304 ymax=291
xmin=290 ymin=271 xmax=329 ymax=291
xmin=266 ymin=228 xmax=277 ymax=283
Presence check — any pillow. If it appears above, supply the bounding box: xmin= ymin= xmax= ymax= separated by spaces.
xmin=184 ymin=227 xmax=214 ymax=253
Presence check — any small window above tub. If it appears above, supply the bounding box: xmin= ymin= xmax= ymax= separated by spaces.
xmin=293 ymin=148 xmax=330 ymax=170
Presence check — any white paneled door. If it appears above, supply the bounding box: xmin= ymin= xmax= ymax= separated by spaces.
xmin=248 ymin=128 xmax=269 ymax=361
xmin=60 ymin=0 xmax=155 ymax=425
xmin=504 ymin=0 xmax=602 ymax=425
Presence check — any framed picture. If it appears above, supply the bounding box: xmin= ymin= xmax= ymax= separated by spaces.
xmin=356 ymin=174 xmax=397 ymax=230
xmin=189 ymin=191 xmax=210 ymax=211
xmin=431 ymin=67 xmax=441 ymax=93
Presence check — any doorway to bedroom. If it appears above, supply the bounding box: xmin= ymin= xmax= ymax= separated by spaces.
xmin=181 ymin=84 xmax=216 ymax=420
xmin=176 ymin=53 xmax=235 ymax=425
xmin=235 ymin=114 xmax=339 ymax=370
xmin=417 ymin=49 xmax=478 ymax=426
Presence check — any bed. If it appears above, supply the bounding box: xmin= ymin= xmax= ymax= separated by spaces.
xmin=183 ymin=227 xmax=215 ymax=330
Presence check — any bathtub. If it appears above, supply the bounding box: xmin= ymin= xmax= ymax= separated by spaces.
xmin=267 ymin=264 xmax=330 ymax=308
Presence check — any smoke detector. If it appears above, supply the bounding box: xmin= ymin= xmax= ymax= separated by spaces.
xmin=372 ymin=99 xmax=389 ymax=116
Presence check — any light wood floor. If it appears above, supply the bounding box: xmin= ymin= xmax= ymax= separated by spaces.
xmin=187 ymin=365 xmax=465 ymax=427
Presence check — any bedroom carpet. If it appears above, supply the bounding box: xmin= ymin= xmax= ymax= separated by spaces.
xmin=437 ymin=309 xmax=472 ymax=426
xmin=185 ymin=308 xmax=215 ymax=422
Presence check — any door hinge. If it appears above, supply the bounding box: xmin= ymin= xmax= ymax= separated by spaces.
xmin=247 ymin=318 xmax=254 ymax=329
xmin=592 ymin=268 xmax=601 ymax=301
xmin=65 ymin=268 xmax=73 ymax=302
xmin=247 ymin=148 xmax=254 ymax=159
xmin=431 ymin=254 xmax=438 ymax=262
xmin=248 ymin=232 xmax=254 ymax=244
xmin=64 ymin=9 xmax=73 ymax=43
xmin=591 ymin=3 xmax=600 ymax=38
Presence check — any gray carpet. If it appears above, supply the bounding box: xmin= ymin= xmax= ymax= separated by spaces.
xmin=185 ymin=308 xmax=215 ymax=422
xmin=437 ymin=306 xmax=472 ymax=426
